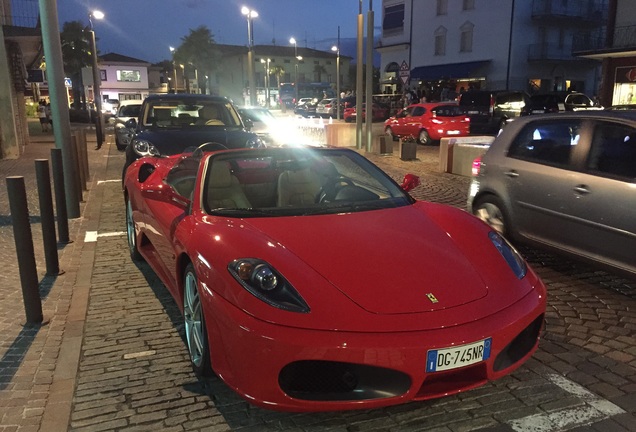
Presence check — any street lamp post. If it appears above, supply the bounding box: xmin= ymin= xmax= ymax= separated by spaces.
xmin=332 ymin=45 xmax=340 ymax=120
xmin=169 ymin=46 xmax=178 ymax=93
xmin=88 ymin=10 xmax=104 ymax=149
xmin=290 ymin=37 xmax=299 ymax=106
xmin=261 ymin=58 xmax=270 ymax=107
xmin=242 ymin=6 xmax=258 ymax=106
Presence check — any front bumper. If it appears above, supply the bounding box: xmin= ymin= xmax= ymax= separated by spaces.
xmin=204 ymin=285 xmax=546 ymax=412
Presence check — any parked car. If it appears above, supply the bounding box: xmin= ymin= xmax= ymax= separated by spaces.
xmin=384 ymin=102 xmax=470 ymax=144
xmin=458 ymin=90 xmax=530 ymax=134
xmin=343 ymin=103 xmax=389 ymax=123
xmin=124 ymin=145 xmax=546 ymax=412
xmin=123 ymin=94 xmax=263 ymax=181
xmin=605 ymin=104 xmax=636 ymax=111
xmin=468 ymin=111 xmax=636 ymax=278
xmin=315 ymin=98 xmax=338 ymax=117
xmin=527 ymin=92 xmax=603 ymax=114
xmin=111 ymin=99 xmax=143 ymax=151
xmin=294 ymin=98 xmax=319 ymax=117
xmin=237 ymin=106 xmax=279 ymax=146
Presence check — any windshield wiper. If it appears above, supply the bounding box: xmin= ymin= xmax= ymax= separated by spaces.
xmin=209 ymin=208 xmax=282 ymax=217
xmin=302 ymin=201 xmax=390 ymax=216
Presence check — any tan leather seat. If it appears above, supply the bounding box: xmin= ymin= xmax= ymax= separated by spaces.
xmin=277 ymin=166 xmax=322 ymax=206
xmin=207 ymin=161 xmax=251 ymax=209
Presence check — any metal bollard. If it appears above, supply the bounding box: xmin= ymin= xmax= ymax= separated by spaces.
xmin=50 ymin=149 xmax=70 ymax=244
xmin=70 ymin=135 xmax=83 ymax=203
xmin=80 ymin=128 xmax=90 ymax=180
xmin=35 ymin=159 xmax=62 ymax=276
xmin=6 ymin=176 xmax=43 ymax=324
xmin=73 ymin=131 xmax=87 ymax=193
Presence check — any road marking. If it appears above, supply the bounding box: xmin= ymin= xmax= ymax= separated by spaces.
xmin=97 ymin=179 xmax=123 ymax=184
xmin=84 ymin=231 xmax=126 ymax=242
xmin=123 ymin=350 xmax=156 ymax=360
xmin=509 ymin=373 xmax=625 ymax=432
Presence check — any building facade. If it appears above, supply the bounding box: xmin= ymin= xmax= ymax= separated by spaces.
xmin=573 ymin=0 xmax=636 ymax=106
xmin=97 ymin=53 xmax=155 ymax=103
xmin=378 ymin=0 xmax=607 ymax=100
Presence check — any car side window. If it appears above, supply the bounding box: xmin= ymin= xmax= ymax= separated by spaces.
xmin=587 ymin=122 xmax=636 ymax=181
xmin=411 ymin=106 xmax=426 ymax=116
xmin=507 ymin=120 xmax=582 ymax=168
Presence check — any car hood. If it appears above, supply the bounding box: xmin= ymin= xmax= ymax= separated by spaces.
xmin=136 ymin=128 xmax=255 ymax=155
xmin=244 ymin=205 xmax=489 ymax=315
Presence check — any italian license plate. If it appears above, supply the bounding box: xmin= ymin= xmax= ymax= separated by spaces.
xmin=467 ymin=110 xmax=479 ymax=115
xmin=532 ymin=110 xmax=545 ymax=114
xmin=447 ymin=130 xmax=460 ymax=135
xmin=426 ymin=338 xmax=492 ymax=373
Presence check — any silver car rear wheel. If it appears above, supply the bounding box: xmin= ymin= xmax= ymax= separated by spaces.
xmin=474 ymin=197 xmax=508 ymax=236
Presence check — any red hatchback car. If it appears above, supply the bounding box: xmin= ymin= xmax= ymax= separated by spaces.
xmin=384 ymin=102 xmax=470 ymax=144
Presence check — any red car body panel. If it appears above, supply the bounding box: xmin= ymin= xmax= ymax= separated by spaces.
xmin=343 ymin=103 xmax=389 ymax=123
xmin=384 ymin=102 xmax=470 ymax=140
xmin=123 ymin=148 xmax=547 ymax=412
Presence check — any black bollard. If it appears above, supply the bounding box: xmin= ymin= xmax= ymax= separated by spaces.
xmin=73 ymin=131 xmax=87 ymax=192
xmin=70 ymin=135 xmax=83 ymax=203
xmin=35 ymin=159 xmax=62 ymax=276
xmin=81 ymin=128 xmax=90 ymax=179
xmin=50 ymin=149 xmax=70 ymax=244
xmin=6 ymin=176 xmax=43 ymax=324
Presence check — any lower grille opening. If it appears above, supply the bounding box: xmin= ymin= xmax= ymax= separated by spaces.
xmin=416 ymin=363 xmax=488 ymax=399
xmin=278 ymin=360 xmax=411 ymax=402
xmin=494 ymin=314 xmax=544 ymax=372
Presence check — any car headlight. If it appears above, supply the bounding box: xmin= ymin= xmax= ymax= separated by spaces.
xmin=246 ymin=137 xmax=265 ymax=148
xmin=228 ymin=258 xmax=309 ymax=313
xmin=488 ymin=231 xmax=527 ymax=279
xmin=132 ymin=139 xmax=160 ymax=157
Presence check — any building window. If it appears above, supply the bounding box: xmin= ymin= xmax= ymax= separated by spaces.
xmin=284 ymin=59 xmax=291 ymax=64
xmin=437 ymin=0 xmax=448 ymax=15
xmin=119 ymin=93 xmax=142 ymax=101
xmin=460 ymin=22 xmax=474 ymax=52
xmin=463 ymin=0 xmax=475 ymax=10
xmin=435 ymin=27 xmax=447 ymax=56
xmin=117 ymin=70 xmax=141 ymax=82
xmin=383 ymin=3 xmax=405 ymax=36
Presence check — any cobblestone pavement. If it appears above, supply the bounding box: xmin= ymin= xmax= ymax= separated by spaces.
xmin=1 ymin=119 xmax=635 ymax=431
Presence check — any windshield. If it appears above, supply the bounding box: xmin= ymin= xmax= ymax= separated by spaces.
xmin=142 ymin=99 xmax=242 ymax=129
xmin=201 ymin=148 xmax=413 ymax=217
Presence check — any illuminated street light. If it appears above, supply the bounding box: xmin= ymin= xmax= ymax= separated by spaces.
xmin=290 ymin=37 xmax=300 ymax=105
xmin=242 ymin=6 xmax=258 ymax=106
xmin=332 ymin=45 xmax=340 ymax=120
xmin=88 ymin=10 xmax=104 ymax=149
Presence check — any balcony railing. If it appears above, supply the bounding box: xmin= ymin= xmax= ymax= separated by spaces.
xmin=532 ymin=0 xmax=607 ymax=24
xmin=528 ymin=43 xmax=580 ymax=61
xmin=573 ymin=25 xmax=636 ymax=53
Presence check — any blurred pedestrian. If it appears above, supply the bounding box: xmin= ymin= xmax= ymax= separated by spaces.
xmin=45 ymin=103 xmax=53 ymax=131
xmin=37 ymin=100 xmax=50 ymax=132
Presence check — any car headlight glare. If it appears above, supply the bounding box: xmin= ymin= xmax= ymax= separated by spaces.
xmin=229 ymin=258 xmax=309 ymax=312
xmin=132 ymin=139 xmax=160 ymax=157
xmin=488 ymin=231 xmax=527 ymax=279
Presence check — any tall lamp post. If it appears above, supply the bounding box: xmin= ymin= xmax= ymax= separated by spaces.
xmin=242 ymin=6 xmax=258 ymax=106
xmin=332 ymin=45 xmax=340 ymax=120
xmin=261 ymin=58 xmax=270 ymax=107
xmin=88 ymin=10 xmax=104 ymax=149
xmin=169 ymin=46 xmax=178 ymax=93
xmin=290 ymin=37 xmax=300 ymax=105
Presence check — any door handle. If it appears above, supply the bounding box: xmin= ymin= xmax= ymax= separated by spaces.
xmin=504 ymin=170 xmax=519 ymax=178
xmin=573 ymin=185 xmax=590 ymax=195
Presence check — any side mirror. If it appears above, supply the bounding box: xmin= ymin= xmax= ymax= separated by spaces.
xmin=108 ymin=117 xmax=116 ymax=125
xmin=125 ymin=118 xmax=137 ymax=129
xmin=243 ymin=117 xmax=253 ymax=130
xmin=141 ymin=183 xmax=190 ymax=210
xmin=400 ymin=174 xmax=420 ymax=192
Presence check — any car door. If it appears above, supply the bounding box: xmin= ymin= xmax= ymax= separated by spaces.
xmin=143 ymin=156 xmax=200 ymax=290
xmin=502 ymin=118 xmax=590 ymax=247
xmin=404 ymin=106 xmax=426 ymax=136
xmin=562 ymin=119 xmax=636 ymax=274
xmin=389 ymin=106 xmax=412 ymax=135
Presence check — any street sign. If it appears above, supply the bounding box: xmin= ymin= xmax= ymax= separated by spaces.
xmin=399 ymin=61 xmax=410 ymax=85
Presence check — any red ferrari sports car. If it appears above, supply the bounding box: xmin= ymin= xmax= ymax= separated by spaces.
xmin=384 ymin=102 xmax=471 ymax=145
xmin=123 ymin=145 xmax=546 ymax=412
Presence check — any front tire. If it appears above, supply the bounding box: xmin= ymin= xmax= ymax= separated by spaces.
xmin=418 ymin=130 xmax=431 ymax=145
xmin=473 ymin=195 xmax=509 ymax=237
xmin=126 ymin=198 xmax=143 ymax=261
xmin=183 ymin=263 xmax=212 ymax=377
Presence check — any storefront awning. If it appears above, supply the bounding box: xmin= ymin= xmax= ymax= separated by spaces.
xmin=410 ymin=60 xmax=490 ymax=81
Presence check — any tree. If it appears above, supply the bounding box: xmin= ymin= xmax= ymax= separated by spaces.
xmin=60 ymin=20 xmax=92 ymax=107
xmin=313 ymin=64 xmax=327 ymax=83
xmin=173 ymin=26 xmax=220 ymax=94
xmin=268 ymin=65 xmax=285 ymax=108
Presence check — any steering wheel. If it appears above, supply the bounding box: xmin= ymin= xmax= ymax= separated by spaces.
xmin=191 ymin=142 xmax=228 ymax=158
xmin=316 ymin=176 xmax=354 ymax=203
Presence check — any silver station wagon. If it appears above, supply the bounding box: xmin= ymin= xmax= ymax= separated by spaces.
xmin=468 ymin=111 xmax=636 ymax=278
